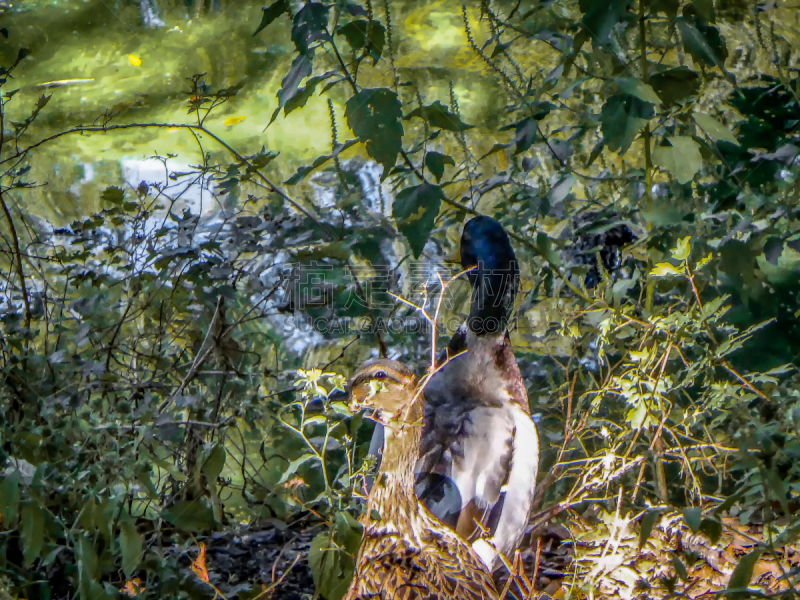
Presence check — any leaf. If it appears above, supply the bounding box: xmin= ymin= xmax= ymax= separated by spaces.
xmin=284 ymin=138 xmax=358 ymax=184
xmin=309 ymin=532 xmax=351 ymax=600
xmin=424 ymin=151 xmax=454 ymax=182
xmin=548 ymin=174 xmax=576 ymax=203
xmin=21 ymin=502 xmax=44 ymax=566
xmin=161 ymin=500 xmax=216 ymax=532
xmin=651 ymin=262 xmax=682 ymax=277
xmin=101 ymin=186 xmax=125 ymax=206
xmin=345 ymin=88 xmax=403 ymax=179
xmin=650 ymin=67 xmax=701 ymax=104
xmin=0 ymin=471 xmax=21 ymax=526
xmin=270 ymin=54 xmax=312 ymax=125
xmin=512 ymin=117 xmax=538 ymax=154
xmin=677 ymin=17 xmax=728 ymax=68
xmin=600 ymin=94 xmax=655 ymax=154
xmin=336 ymin=20 xmax=386 ymax=61
xmin=405 ymin=100 xmax=473 ymax=132
xmin=672 ymin=553 xmax=689 ymax=581
xmin=223 ymin=115 xmax=247 ymax=126
xmin=291 ymin=2 xmax=330 ymax=55
xmin=639 ymin=509 xmax=662 ymax=548
xmin=334 ymin=511 xmax=363 ymax=555
xmin=201 ymin=445 xmax=227 ymax=481
xmin=119 ymin=520 xmax=142 ymax=578
xmin=615 ymin=77 xmax=661 ymax=104
xmin=726 ymin=549 xmax=764 ymax=598
xmin=127 ymin=54 xmax=142 ymax=67
xmin=672 ymin=236 xmax=692 ymax=261
xmin=393 ymin=183 xmax=443 ymax=257
xmin=699 ymin=517 xmax=722 ymax=544
xmin=277 ymin=453 xmax=317 ymax=485
xmin=694 ymin=113 xmax=738 ymax=144
xmin=281 ymin=71 xmax=336 ymax=119
xmin=579 ymin=0 xmax=629 ymax=43
xmin=652 ymin=136 xmax=702 ymax=184
xmin=682 ymin=507 xmax=702 ymax=532
xmin=254 ymin=0 xmax=290 ymax=36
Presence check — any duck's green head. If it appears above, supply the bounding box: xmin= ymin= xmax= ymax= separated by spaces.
xmin=461 ymin=216 xmax=519 ymax=336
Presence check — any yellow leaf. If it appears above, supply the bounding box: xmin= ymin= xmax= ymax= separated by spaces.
xmin=191 ymin=543 xmax=210 ymax=583
xmin=127 ymin=54 xmax=142 ymax=66
xmin=223 ymin=115 xmax=247 ymax=126
xmin=651 ymin=262 xmax=682 ymax=277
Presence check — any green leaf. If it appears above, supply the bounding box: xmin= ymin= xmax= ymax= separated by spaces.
xmin=309 ymin=532 xmax=352 ymax=600
xmin=405 ymin=100 xmax=473 ymax=132
xmin=579 ymin=0 xmax=629 ymax=43
xmin=0 ymin=471 xmax=21 ymax=526
xmin=21 ymin=502 xmax=44 ymax=566
xmin=600 ymin=94 xmax=655 ymax=154
xmin=101 ymin=186 xmax=125 ymax=206
xmin=671 ymin=553 xmax=689 ymax=581
xmin=424 ymin=151 xmax=455 ymax=182
xmin=119 ymin=520 xmax=142 ymax=578
xmin=652 ymin=136 xmax=702 ymax=184
xmin=682 ymin=507 xmax=702 ymax=532
xmin=726 ymin=549 xmax=764 ymax=598
xmin=253 ymin=0 xmax=290 ymax=36
xmin=694 ymin=113 xmax=738 ymax=144
xmin=639 ymin=509 xmax=662 ymax=548
xmin=393 ymin=183 xmax=443 ymax=257
xmin=345 ymin=88 xmax=404 ymax=179
xmin=284 ymin=139 xmax=358 ymax=184
xmin=651 ymin=262 xmax=682 ymax=277
xmin=677 ymin=17 xmax=728 ymax=68
xmin=202 ymin=445 xmax=227 ymax=481
xmin=291 ymin=2 xmax=330 ymax=55
xmin=615 ymin=77 xmax=661 ymax=104
xmin=270 ymin=54 xmax=312 ymax=125
xmin=334 ymin=511 xmax=363 ymax=555
xmin=548 ymin=174 xmax=576 ymax=203
xmin=336 ymin=20 xmax=386 ymax=61
xmin=672 ymin=236 xmax=692 ymax=261
xmin=512 ymin=117 xmax=538 ymax=155
xmin=161 ymin=500 xmax=216 ymax=532
xmin=699 ymin=517 xmax=722 ymax=544
xmin=537 ymin=232 xmax=562 ymax=267
xmin=277 ymin=453 xmax=317 ymax=484
xmin=650 ymin=67 xmax=701 ymax=105
xmin=281 ymin=71 xmax=336 ymax=119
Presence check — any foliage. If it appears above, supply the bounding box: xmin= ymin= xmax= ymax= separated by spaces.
xmin=0 ymin=0 xmax=798 ymax=598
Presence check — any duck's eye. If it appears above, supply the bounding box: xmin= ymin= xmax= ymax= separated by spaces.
xmin=373 ymin=370 xmax=387 ymax=379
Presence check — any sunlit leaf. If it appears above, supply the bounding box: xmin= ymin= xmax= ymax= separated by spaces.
xmin=127 ymin=54 xmax=142 ymax=67
xmin=650 ymin=262 xmax=682 ymax=277
xmin=694 ymin=113 xmax=738 ymax=144
xmin=223 ymin=116 xmax=247 ymax=126
xmin=653 ymin=136 xmax=702 ymax=184
xmin=672 ymin=236 xmax=691 ymax=261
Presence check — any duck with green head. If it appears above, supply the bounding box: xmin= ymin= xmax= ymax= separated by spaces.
xmin=415 ymin=216 xmax=539 ymax=572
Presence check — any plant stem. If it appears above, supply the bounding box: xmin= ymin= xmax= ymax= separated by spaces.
xmin=639 ymin=0 xmax=653 ymax=203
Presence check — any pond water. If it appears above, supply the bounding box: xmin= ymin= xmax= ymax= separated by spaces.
xmin=2 ymin=0 xmax=505 ymax=225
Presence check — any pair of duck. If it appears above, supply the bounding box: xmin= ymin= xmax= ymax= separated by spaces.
xmin=340 ymin=217 xmax=540 ymax=600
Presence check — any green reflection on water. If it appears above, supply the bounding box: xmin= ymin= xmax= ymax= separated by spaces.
xmin=2 ymin=0 xmax=502 ymax=224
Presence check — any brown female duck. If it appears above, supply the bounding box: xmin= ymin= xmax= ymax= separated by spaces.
xmin=345 ymin=359 xmax=499 ymax=600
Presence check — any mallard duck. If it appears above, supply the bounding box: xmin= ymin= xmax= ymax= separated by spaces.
xmin=415 ymin=216 xmax=539 ymax=572
xmin=345 ymin=359 xmax=499 ymax=600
